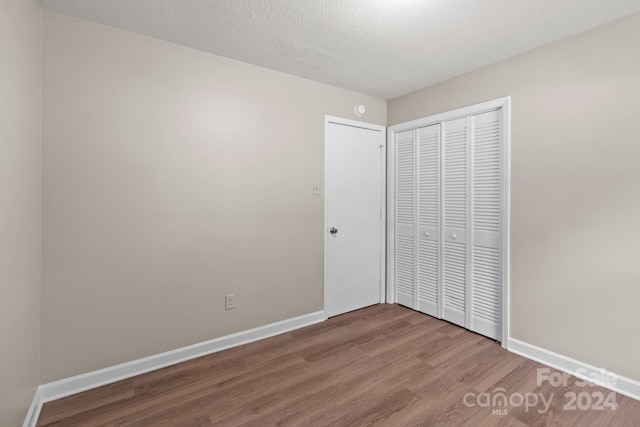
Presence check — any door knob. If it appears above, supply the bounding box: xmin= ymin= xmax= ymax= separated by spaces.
xmin=329 ymin=227 xmax=338 ymax=235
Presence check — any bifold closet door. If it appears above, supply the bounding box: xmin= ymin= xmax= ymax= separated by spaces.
xmin=394 ymin=125 xmax=440 ymax=316
xmin=440 ymin=111 xmax=503 ymax=339
xmin=393 ymin=106 xmax=504 ymax=341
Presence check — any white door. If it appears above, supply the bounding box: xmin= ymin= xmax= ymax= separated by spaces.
xmin=388 ymin=97 xmax=510 ymax=344
xmin=325 ymin=117 xmax=385 ymax=318
xmin=394 ymin=124 xmax=440 ymax=318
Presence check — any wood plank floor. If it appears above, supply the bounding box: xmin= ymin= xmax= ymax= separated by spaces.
xmin=37 ymin=304 xmax=640 ymax=426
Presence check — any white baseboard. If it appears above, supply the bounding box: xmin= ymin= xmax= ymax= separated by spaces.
xmin=22 ymin=387 xmax=42 ymax=427
xmin=508 ymin=338 xmax=640 ymax=401
xmin=24 ymin=310 xmax=325 ymax=427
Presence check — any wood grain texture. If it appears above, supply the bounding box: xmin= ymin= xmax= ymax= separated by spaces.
xmin=37 ymin=304 xmax=640 ymax=426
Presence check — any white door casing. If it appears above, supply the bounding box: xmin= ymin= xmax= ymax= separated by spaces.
xmin=324 ymin=116 xmax=386 ymax=318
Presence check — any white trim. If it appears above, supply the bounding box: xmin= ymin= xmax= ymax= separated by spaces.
xmin=389 ymin=97 xmax=510 ymax=133
xmin=24 ymin=310 xmax=325 ymax=427
xmin=22 ymin=388 xmax=42 ymax=427
xmin=386 ymin=126 xmax=396 ymax=304
xmin=379 ymin=124 xmax=387 ymax=304
xmin=387 ymin=97 xmax=511 ymax=345
xmin=508 ymin=338 xmax=640 ymax=402
xmin=501 ymin=98 xmax=511 ymax=348
xmin=324 ymin=115 xmax=387 ymax=317
xmin=325 ymin=115 xmax=386 ymax=133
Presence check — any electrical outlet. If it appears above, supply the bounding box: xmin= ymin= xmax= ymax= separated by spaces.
xmin=225 ymin=294 xmax=235 ymax=310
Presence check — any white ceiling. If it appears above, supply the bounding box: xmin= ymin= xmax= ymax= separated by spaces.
xmin=39 ymin=0 xmax=640 ymax=99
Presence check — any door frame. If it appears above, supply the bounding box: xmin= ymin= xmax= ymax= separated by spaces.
xmin=324 ymin=115 xmax=387 ymax=316
xmin=386 ymin=97 xmax=511 ymax=348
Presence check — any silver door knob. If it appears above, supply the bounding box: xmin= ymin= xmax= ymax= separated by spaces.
xmin=329 ymin=227 xmax=338 ymax=235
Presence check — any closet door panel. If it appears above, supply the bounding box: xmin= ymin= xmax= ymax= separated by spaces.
xmin=442 ymin=118 xmax=467 ymax=327
xmin=417 ymin=125 xmax=439 ymax=317
xmin=395 ymin=130 xmax=415 ymax=308
xmin=471 ymin=110 xmax=502 ymax=340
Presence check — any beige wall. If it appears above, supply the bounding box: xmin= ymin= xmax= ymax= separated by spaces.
xmin=0 ymin=0 xmax=42 ymax=425
xmin=389 ymin=12 xmax=640 ymax=381
xmin=41 ymin=11 xmax=386 ymax=382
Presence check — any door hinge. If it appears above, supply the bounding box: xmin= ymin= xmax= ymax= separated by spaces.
xmin=379 ymin=144 xmax=384 ymax=154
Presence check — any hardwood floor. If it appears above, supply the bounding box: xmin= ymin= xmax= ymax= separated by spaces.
xmin=37 ymin=304 xmax=640 ymax=426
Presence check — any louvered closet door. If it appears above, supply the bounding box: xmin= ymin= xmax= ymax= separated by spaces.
xmin=416 ymin=125 xmax=439 ymax=317
xmin=395 ymin=130 xmax=415 ymax=308
xmin=391 ymin=101 xmax=506 ymax=342
xmin=442 ymin=118 xmax=468 ymax=328
xmin=470 ymin=111 xmax=502 ymax=340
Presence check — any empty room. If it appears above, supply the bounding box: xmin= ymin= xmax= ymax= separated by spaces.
xmin=2 ymin=0 xmax=640 ymax=425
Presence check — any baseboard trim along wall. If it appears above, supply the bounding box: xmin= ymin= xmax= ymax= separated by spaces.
xmin=22 ymin=387 xmax=42 ymax=427
xmin=23 ymin=310 xmax=326 ymax=427
xmin=508 ymin=338 xmax=640 ymax=402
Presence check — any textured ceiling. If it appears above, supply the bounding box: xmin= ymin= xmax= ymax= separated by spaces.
xmin=39 ymin=0 xmax=640 ymax=99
